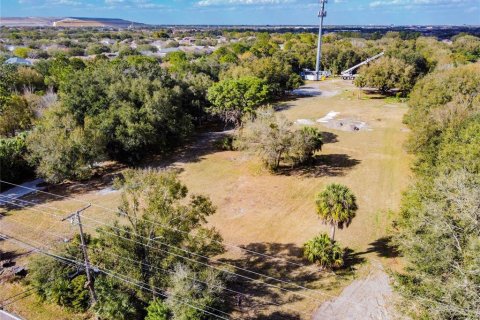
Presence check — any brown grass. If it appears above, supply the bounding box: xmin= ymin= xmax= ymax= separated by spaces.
xmin=0 ymin=79 xmax=411 ymax=319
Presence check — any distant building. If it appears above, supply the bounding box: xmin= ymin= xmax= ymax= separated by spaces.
xmin=4 ymin=57 xmax=33 ymax=66
xmin=100 ymin=38 xmax=115 ymax=45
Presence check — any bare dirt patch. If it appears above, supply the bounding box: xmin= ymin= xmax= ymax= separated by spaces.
xmin=313 ymin=262 xmax=397 ymax=320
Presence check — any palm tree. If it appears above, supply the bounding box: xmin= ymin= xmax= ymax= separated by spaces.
xmin=303 ymin=233 xmax=344 ymax=269
xmin=315 ymin=183 xmax=358 ymax=241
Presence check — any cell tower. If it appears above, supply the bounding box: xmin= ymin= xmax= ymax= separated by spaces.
xmin=315 ymin=0 xmax=327 ymax=80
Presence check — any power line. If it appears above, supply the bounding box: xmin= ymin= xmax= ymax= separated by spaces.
xmin=11 ymin=196 xmax=466 ymax=317
xmin=4 ymin=194 xmax=475 ymax=318
xmin=1 ymin=215 xmax=310 ymax=318
xmin=0 ymin=196 xmax=328 ymax=304
xmin=0 ymin=179 xmax=307 ymax=268
xmin=0 ymin=233 xmax=231 ymax=320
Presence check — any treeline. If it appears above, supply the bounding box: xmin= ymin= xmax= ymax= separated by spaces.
xmin=394 ymin=63 xmax=480 ymax=318
xmin=0 ymin=31 xmax=306 ymax=184
xmin=2 ymin=29 xmax=480 ymax=185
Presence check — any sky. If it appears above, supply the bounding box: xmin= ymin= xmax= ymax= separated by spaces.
xmin=1 ymin=0 xmax=479 ymax=25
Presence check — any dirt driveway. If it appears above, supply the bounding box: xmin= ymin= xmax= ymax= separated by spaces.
xmin=313 ymin=262 xmax=395 ymax=320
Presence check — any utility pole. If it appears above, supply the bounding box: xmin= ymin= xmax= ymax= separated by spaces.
xmin=315 ymin=0 xmax=328 ymax=81
xmin=62 ymin=204 xmax=97 ymax=304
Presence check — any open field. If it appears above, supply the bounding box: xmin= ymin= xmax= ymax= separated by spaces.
xmin=0 ymin=79 xmax=411 ymax=319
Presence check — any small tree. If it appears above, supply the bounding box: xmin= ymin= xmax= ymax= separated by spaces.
xmin=303 ymin=233 xmax=344 ymax=269
xmin=315 ymin=183 xmax=358 ymax=241
xmin=236 ymin=108 xmax=323 ymax=170
xmin=207 ymin=76 xmax=269 ymax=127
xmin=288 ymin=126 xmax=323 ymax=165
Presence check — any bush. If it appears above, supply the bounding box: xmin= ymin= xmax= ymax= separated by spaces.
xmin=145 ymin=300 xmax=171 ymax=320
xmin=303 ymin=233 xmax=344 ymax=269
xmin=13 ymin=47 xmax=31 ymax=58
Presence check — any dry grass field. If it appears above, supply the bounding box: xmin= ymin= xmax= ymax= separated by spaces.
xmin=0 ymin=79 xmax=412 ymax=319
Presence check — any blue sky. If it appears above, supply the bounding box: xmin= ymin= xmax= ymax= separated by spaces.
xmin=1 ymin=0 xmax=479 ymax=25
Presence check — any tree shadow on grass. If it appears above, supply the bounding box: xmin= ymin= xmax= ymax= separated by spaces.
xmin=220 ymin=242 xmax=366 ymax=318
xmin=249 ymin=311 xmax=302 ymax=320
xmin=357 ymin=236 xmax=400 ymax=259
xmin=144 ymin=131 xmax=232 ymax=168
xmin=277 ymin=154 xmax=361 ymax=178
xmin=321 ymin=131 xmax=339 ymax=144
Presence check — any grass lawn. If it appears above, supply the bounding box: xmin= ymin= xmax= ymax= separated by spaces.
xmin=0 ymin=79 xmax=411 ymax=319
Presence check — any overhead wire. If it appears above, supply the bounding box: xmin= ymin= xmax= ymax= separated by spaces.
xmin=0 ymin=233 xmax=231 ymax=320
xmin=0 ymin=194 xmax=330 ymax=302
xmin=0 ymin=214 xmax=310 ymax=318
xmin=0 ymin=179 xmax=307 ymax=268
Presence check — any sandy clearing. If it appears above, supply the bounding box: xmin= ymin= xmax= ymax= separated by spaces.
xmin=313 ymin=263 xmax=394 ymax=320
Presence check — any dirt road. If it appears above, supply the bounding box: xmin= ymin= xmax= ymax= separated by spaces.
xmin=313 ymin=263 xmax=394 ymax=320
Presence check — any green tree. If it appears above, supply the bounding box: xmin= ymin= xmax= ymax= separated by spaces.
xmin=303 ymin=233 xmax=344 ymax=269
xmin=207 ymin=76 xmax=269 ymax=126
xmin=59 ymin=59 xmax=193 ymax=163
xmin=452 ymin=34 xmax=480 ymax=63
xmin=355 ymin=57 xmax=415 ymax=94
xmin=29 ymin=235 xmax=91 ymax=312
xmin=288 ymin=126 xmax=323 ymax=165
xmin=236 ymin=108 xmax=322 ymax=170
xmin=26 ymin=105 xmax=105 ymax=183
xmin=0 ymin=95 xmax=34 ymax=137
xmin=403 ymin=63 xmax=480 ymax=176
xmin=90 ymin=169 xmax=224 ymax=318
xmin=235 ymin=108 xmax=293 ymax=170
xmin=86 ymin=44 xmax=110 ymax=55
xmin=93 ymin=277 xmax=141 ymax=320
xmin=395 ymin=170 xmax=480 ymax=319
xmin=315 ymin=184 xmax=358 ymax=241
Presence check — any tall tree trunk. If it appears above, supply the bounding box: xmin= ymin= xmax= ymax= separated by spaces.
xmin=331 ymin=223 xmax=336 ymax=242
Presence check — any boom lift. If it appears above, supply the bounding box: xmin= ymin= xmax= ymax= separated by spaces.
xmin=341 ymin=52 xmax=385 ymax=80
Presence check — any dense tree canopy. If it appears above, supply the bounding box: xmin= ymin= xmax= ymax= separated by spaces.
xmin=355 ymin=57 xmax=416 ymax=94
xmin=394 ymin=63 xmax=480 ymax=319
xmin=207 ymin=76 xmax=269 ymax=126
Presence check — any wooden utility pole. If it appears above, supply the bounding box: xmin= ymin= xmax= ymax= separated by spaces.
xmin=62 ymin=204 xmax=97 ymax=303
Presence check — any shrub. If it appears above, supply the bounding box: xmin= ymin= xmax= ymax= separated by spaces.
xmin=303 ymin=233 xmax=344 ymax=269
xmin=145 ymin=299 xmax=171 ymax=320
